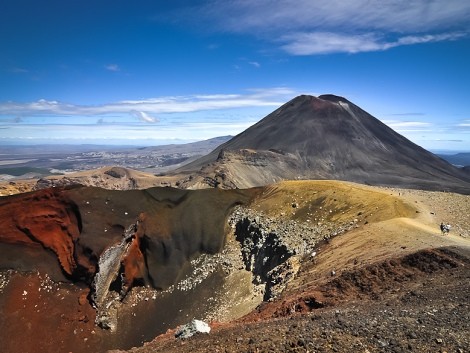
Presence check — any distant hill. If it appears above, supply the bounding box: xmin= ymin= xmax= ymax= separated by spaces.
xmin=140 ymin=136 xmax=232 ymax=154
xmin=0 ymin=136 xmax=233 ymax=181
xmin=177 ymin=95 xmax=470 ymax=193
xmin=438 ymin=153 xmax=470 ymax=167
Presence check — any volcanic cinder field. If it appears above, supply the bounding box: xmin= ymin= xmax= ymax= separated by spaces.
xmin=0 ymin=95 xmax=469 ymax=353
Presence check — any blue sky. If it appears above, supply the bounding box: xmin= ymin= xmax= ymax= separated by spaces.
xmin=1 ymin=0 xmax=469 ymax=151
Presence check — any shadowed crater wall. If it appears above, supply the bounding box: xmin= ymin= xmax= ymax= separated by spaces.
xmin=0 ymin=186 xmax=256 ymax=291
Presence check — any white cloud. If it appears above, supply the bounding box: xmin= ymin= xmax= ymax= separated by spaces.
xmin=381 ymin=120 xmax=433 ymax=132
xmin=388 ymin=113 xmax=425 ymax=117
xmin=189 ymin=0 xmax=469 ymax=55
xmin=382 ymin=120 xmax=431 ymax=127
xmin=0 ymin=88 xmax=301 ymax=144
xmin=281 ymin=32 xmax=465 ymax=55
xmin=201 ymin=0 xmax=470 ymax=34
xmin=432 ymin=139 xmax=464 ymax=142
xmin=281 ymin=32 xmax=381 ymax=55
xmin=457 ymin=120 xmax=470 ymax=132
xmin=130 ymin=111 xmax=158 ymax=123
xmin=0 ymin=87 xmax=297 ymax=117
xmin=249 ymin=61 xmax=261 ymax=68
xmin=105 ymin=64 xmax=120 ymax=72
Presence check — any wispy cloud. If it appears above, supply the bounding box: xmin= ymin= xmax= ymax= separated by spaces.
xmin=8 ymin=67 xmax=29 ymax=74
xmin=384 ymin=121 xmax=431 ymax=128
xmin=0 ymin=87 xmax=297 ymax=118
xmin=381 ymin=120 xmax=433 ymax=132
xmin=105 ymin=64 xmax=120 ymax=72
xmin=130 ymin=111 xmax=158 ymax=123
xmin=432 ymin=139 xmax=464 ymax=142
xmin=189 ymin=0 xmax=470 ymax=55
xmin=281 ymin=32 xmax=465 ymax=55
xmin=200 ymin=0 xmax=470 ymax=33
xmin=388 ymin=113 xmax=426 ymax=117
xmin=457 ymin=120 xmax=470 ymax=132
xmin=249 ymin=61 xmax=261 ymax=68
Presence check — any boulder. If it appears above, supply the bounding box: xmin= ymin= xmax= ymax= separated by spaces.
xmin=175 ymin=319 xmax=211 ymax=339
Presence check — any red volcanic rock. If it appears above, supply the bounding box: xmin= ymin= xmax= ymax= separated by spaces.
xmin=122 ymin=214 xmax=147 ymax=293
xmin=122 ymin=238 xmax=145 ymax=290
xmin=0 ymin=188 xmax=82 ymax=276
xmin=78 ymin=291 xmax=89 ymax=306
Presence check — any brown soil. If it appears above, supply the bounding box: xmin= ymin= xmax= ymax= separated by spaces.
xmin=118 ymin=247 xmax=470 ymax=353
xmin=0 ymin=272 xmax=98 ymax=353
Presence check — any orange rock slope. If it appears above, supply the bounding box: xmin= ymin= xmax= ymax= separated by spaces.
xmin=0 ymin=188 xmax=84 ymax=276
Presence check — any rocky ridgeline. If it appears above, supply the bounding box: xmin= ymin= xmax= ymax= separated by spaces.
xmin=34 ymin=174 xmax=138 ymax=191
xmin=228 ymin=207 xmax=357 ymax=301
xmin=34 ymin=177 xmax=84 ymax=190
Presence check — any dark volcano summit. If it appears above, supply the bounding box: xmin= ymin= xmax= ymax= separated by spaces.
xmin=180 ymin=94 xmax=470 ymax=192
